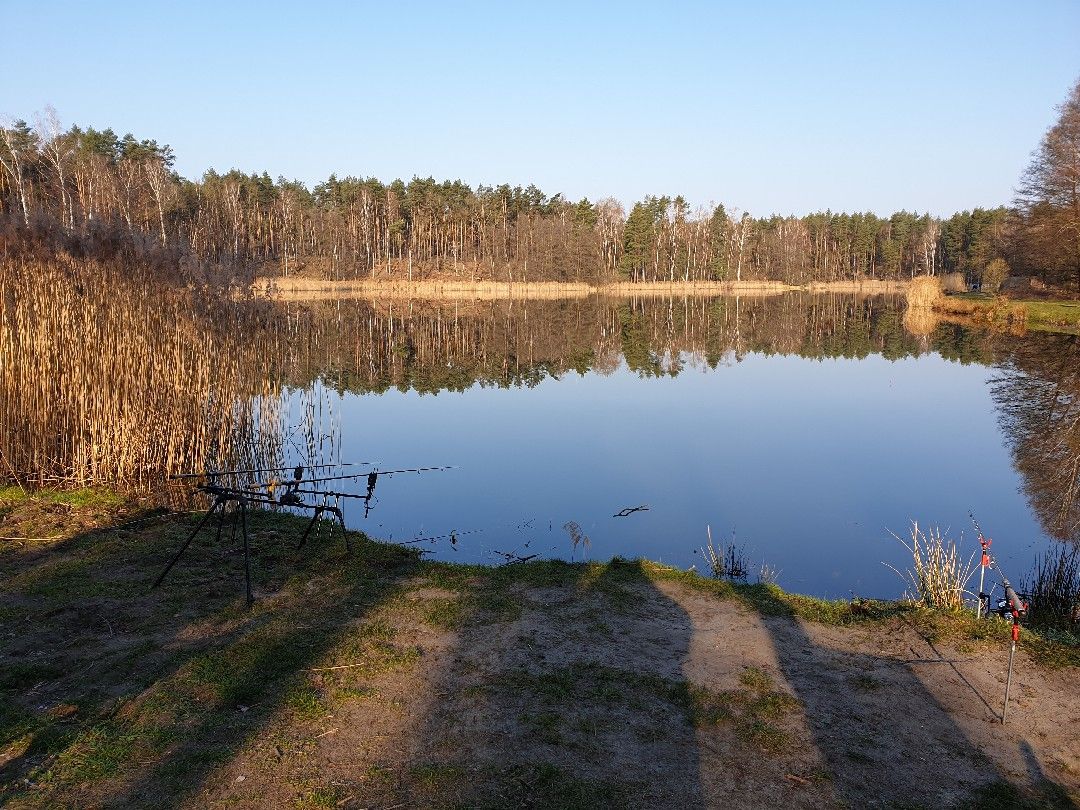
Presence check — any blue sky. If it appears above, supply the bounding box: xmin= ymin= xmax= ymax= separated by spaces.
xmin=3 ymin=1 xmax=1078 ymax=216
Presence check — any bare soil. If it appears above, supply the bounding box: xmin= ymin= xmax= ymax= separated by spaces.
xmin=0 ymin=492 xmax=1076 ymax=809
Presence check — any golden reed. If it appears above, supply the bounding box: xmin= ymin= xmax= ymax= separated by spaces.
xmin=0 ymin=255 xmax=285 ymax=488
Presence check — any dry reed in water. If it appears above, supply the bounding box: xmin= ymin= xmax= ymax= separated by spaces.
xmin=0 ymin=254 xmax=287 ymax=488
xmin=901 ymin=306 xmax=941 ymax=337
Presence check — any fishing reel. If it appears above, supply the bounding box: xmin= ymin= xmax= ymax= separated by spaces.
xmin=993 ymin=594 xmax=1029 ymax=622
xmin=979 ymin=588 xmax=1029 ymax=622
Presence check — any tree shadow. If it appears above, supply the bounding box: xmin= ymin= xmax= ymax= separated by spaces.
xmin=0 ymin=502 xmax=423 ymax=808
xmin=748 ymin=587 xmax=1074 ymax=808
xmin=390 ymin=558 xmax=710 ymax=808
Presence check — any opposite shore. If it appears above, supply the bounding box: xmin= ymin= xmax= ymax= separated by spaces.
xmin=257 ymin=276 xmax=909 ymax=301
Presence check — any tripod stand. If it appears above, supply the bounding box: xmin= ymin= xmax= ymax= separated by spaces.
xmin=153 ymin=485 xmax=259 ymax=603
xmin=153 ymin=483 xmax=354 ymax=605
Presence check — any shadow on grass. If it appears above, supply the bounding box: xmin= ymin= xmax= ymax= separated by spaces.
xmin=0 ymin=501 xmax=422 ymax=808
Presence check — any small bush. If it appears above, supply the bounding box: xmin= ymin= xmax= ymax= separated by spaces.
xmin=981 ymin=258 xmax=1010 ymax=293
xmin=940 ymin=272 xmax=967 ymax=293
xmin=905 ymin=275 xmax=943 ymax=309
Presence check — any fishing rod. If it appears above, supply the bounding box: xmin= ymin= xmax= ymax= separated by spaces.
xmin=970 ymin=512 xmax=1027 ymax=724
xmin=169 ymin=462 xmax=378 ymax=481
xmin=970 ymin=513 xmax=1026 ymax=619
xmin=402 ymin=519 xmax=535 ymax=548
xmin=279 ymin=465 xmax=457 ymax=486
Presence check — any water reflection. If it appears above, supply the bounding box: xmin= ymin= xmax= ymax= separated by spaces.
xmin=6 ymin=283 xmax=1076 ymax=596
xmin=991 ymin=334 xmax=1080 ymax=544
xmin=260 ymin=292 xmax=1067 ymax=596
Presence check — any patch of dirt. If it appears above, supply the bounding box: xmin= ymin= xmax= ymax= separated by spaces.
xmin=183 ymin=575 xmax=1080 ymax=809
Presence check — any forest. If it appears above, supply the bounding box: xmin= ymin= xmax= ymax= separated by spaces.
xmin=3 ymin=78 xmax=1079 ymax=289
xmin=0 ymin=111 xmax=1040 ymax=289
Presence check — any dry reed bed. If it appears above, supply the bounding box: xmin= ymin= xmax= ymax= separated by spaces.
xmin=261 ymin=276 xmax=909 ymax=302
xmin=902 ymin=276 xmax=1029 ymax=334
xmin=904 ymin=275 xmax=944 ymax=310
xmin=0 ymin=256 xmax=286 ymax=487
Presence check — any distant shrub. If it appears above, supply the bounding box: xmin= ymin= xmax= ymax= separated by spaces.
xmin=981 ymin=258 xmax=1010 ymax=293
xmin=905 ymin=275 xmax=943 ymax=310
xmin=940 ymin=272 xmax=967 ymax=293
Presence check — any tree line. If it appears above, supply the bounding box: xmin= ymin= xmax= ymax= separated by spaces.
xmin=2 ymin=79 xmax=1078 ymax=290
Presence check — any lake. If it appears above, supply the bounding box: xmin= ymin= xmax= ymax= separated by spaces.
xmin=256 ymin=292 xmax=1077 ymax=599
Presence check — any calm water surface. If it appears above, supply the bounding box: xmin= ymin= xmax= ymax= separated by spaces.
xmin=272 ymin=293 xmax=1075 ymax=599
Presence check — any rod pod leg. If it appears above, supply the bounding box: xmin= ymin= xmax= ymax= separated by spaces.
xmin=240 ymin=499 xmax=253 ymax=606
xmin=337 ymin=509 xmax=350 ymax=554
xmin=976 ymin=564 xmax=986 ymax=619
xmin=297 ymin=507 xmax=324 ymax=550
xmin=214 ymin=499 xmax=227 ymax=546
xmin=153 ymin=497 xmax=225 ymax=589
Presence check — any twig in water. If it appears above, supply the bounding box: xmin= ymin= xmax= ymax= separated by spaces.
xmin=613 ymin=504 xmax=649 ymax=518
xmin=493 ymin=550 xmax=538 ymax=565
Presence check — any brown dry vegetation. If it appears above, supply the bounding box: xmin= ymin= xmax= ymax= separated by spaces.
xmin=0 ymin=253 xmax=286 ymax=487
xmin=1 ymin=491 xmax=1077 ymax=809
xmin=261 ymin=276 xmax=906 ymax=302
xmin=905 ymin=275 xmax=945 ymax=310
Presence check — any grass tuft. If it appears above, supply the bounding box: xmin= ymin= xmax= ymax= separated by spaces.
xmin=886 ymin=522 xmax=975 ymax=611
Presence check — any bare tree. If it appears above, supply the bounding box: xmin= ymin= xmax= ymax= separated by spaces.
xmin=0 ymin=118 xmax=37 ymax=225
xmin=35 ymin=106 xmax=75 ymax=230
xmin=1015 ymin=78 xmax=1080 ymax=291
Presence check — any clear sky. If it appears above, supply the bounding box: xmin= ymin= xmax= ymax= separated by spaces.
xmin=2 ymin=1 xmax=1078 ymax=216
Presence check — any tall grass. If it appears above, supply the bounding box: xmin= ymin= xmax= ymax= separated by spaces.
xmin=886 ymin=522 xmax=976 ymax=611
xmin=940 ymin=272 xmax=967 ymax=294
xmin=700 ymin=525 xmax=749 ymax=582
xmin=1023 ymin=545 xmax=1080 ymax=632
xmin=0 ymin=253 xmax=286 ymax=487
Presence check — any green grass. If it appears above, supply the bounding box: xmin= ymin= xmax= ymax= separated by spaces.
xmin=942 ymin=293 xmax=1080 ymax=335
xmin=495 ymin=660 xmax=799 ymax=754
xmin=0 ymin=485 xmax=124 ymax=508
xmin=285 ymin=686 xmax=325 ymax=720
xmin=1023 ymin=299 xmax=1080 ymax=333
xmin=296 ymin=784 xmax=345 ymax=808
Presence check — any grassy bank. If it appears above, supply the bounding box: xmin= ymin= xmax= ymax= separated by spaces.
xmin=1 ymin=489 xmax=1077 ymax=808
xmin=936 ymin=293 xmax=1080 ymax=335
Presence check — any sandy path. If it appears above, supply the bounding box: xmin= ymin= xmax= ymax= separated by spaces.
xmin=192 ymin=574 xmax=1077 ymax=809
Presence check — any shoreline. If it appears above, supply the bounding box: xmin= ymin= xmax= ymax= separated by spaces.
xmin=932 ymin=294 xmax=1080 ymax=334
xmin=1 ymin=488 xmax=1077 ymax=807
xmin=256 ymin=276 xmax=907 ymax=301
